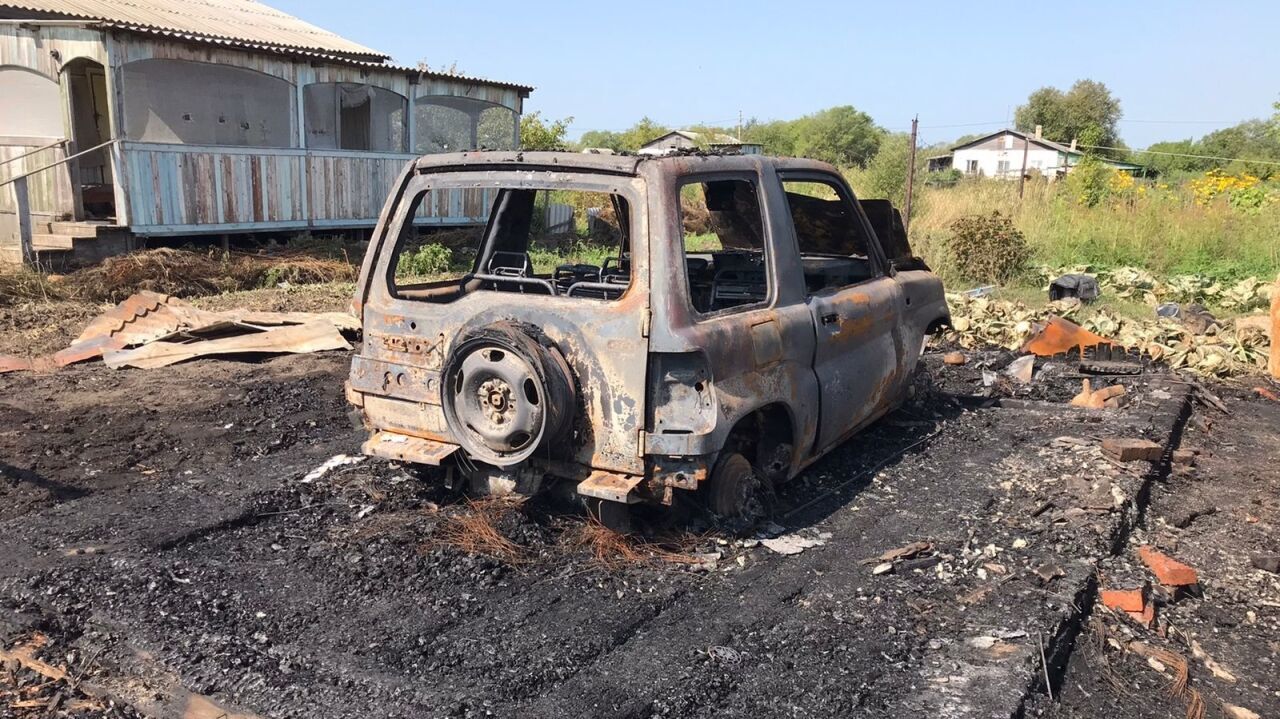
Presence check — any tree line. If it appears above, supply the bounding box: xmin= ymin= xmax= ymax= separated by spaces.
xmin=520 ymin=80 xmax=1280 ymax=181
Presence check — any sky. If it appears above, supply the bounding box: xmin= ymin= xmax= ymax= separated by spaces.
xmin=271 ymin=0 xmax=1279 ymax=149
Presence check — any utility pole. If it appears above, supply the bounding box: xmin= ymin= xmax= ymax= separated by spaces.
xmin=1018 ymin=127 xmax=1031 ymax=198
xmin=737 ymin=110 xmax=743 ymax=141
xmin=903 ymin=115 xmax=918 ymax=236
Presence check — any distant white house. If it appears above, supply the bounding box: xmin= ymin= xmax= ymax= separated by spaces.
xmin=639 ymin=130 xmax=762 ymax=155
xmin=929 ymin=128 xmax=1141 ymax=179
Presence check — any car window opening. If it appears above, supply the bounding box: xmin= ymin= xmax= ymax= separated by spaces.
xmin=391 ymin=187 xmax=632 ymax=303
xmin=680 ymin=179 xmax=771 ymax=315
xmin=781 ymin=179 xmax=882 ymax=293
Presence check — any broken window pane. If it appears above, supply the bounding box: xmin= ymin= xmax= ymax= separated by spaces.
xmin=679 ymin=178 xmax=770 ymax=315
xmin=304 ymin=83 xmax=407 ymax=152
xmin=122 ymin=59 xmax=295 ymax=147
xmin=391 ymin=187 xmax=630 ymax=303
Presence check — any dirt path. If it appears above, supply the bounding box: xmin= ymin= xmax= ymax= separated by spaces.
xmin=2 ymin=350 xmax=1268 ymax=719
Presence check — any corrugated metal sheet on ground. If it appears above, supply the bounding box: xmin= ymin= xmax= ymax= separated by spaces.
xmin=0 ymin=0 xmax=386 ymax=59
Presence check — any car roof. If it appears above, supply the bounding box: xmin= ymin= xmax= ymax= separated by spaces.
xmin=413 ymin=151 xmax=840 ymax=177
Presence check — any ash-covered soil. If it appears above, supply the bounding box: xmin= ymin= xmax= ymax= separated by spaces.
xmin=1046 ymin=383 xmax=1280 ymax=719
xmin=0 ymin=348 xmax=1273 ymax=719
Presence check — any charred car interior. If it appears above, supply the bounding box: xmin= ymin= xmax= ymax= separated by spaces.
xmin=349 ymin=151 xmax=949 ymax=530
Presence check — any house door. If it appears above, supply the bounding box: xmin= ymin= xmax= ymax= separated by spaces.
xmin=63 ymin=59 xmax=113 ymax=220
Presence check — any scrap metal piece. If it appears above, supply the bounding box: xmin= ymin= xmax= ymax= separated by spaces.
xmin=577 ymin=470 xmax=644 ymax=504
xmin=102 ymin=320 xmax=351 ymax=369
xmin=362 ymin=431 xmax=459 ymax=465
xmin=1020 ymin=316 xmax=1124 ymax=358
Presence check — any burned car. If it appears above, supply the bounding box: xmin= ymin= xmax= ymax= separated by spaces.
xmin=347 ymin=151 xmax=948 ymax=527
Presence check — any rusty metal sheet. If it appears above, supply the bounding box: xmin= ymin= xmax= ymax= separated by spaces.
xmin=361 ymin=431 xmax=458 ymax=466
xmin=102 ymin=320 xmax=350 ymax=369
xmin=577 ymin=471 xmax=644 ymax=504
xmin=0 ymin=355 xmax=34 ymax=373
xmin=1021 ymin=316 xmax=1124 ymax=357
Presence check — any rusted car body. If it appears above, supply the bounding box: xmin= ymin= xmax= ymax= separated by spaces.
xmin=347 ymin=151 xmax=948 ymax=521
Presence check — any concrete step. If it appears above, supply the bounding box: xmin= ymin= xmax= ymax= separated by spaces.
xmin=47 ymin=221 xmax=108 ymax=238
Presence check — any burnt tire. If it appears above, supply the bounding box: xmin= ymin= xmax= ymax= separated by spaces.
xmin=441 ymin=322 xmax=575 ymax=467
xmin=705 ymin=452 xmax=771 ymax=533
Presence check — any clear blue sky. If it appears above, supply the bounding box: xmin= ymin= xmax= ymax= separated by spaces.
xmin=271 ymin=0 xmax=1279 ymax=148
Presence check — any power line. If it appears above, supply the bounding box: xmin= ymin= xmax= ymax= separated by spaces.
xmin=1077 ymin=143 xmax=1280 ymax=167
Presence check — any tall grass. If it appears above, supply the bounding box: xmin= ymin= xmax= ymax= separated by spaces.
xmin=861 ymin=177 xmax=1280 ymax=283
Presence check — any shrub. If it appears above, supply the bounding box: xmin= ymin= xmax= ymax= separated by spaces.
xmin=396 ymin=243 xmax=453 ymax=277
xmin=945 ymin=211 xmax=1030 ymax=283
xmin=1063 ymin=156 xmax=1112 ymax=207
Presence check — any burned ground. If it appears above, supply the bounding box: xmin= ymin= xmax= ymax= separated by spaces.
xmin=1 ymin=348 xmax=1276 ymax=718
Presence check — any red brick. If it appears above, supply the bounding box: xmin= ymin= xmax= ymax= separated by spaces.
xmin=1126 ymin=602 xmax=1156 ymax=628
xmin=1101 ymin=438 xmax=1163 ymax=462
xmin=1100 ymin=585 xmax=1149 ymax=612
xmin=1138 ymin=545 xmax=1199 ymax=587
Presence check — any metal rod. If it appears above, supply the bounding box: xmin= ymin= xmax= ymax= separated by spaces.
xmin=0 ymin=138 xmax=68 ymax=168
xmin=0 ymin=138 xmax=117 ymax=189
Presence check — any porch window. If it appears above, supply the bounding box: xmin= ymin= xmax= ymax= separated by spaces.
xmin=414 ymin=96 xmax=517 ymax=153
xmin=303 ymin=83 xmax=408 ymax=152
xmin=121 ymin=59 xmax=295 ymax=147
xmin=0 ymin=67 xmax=61 ymax=138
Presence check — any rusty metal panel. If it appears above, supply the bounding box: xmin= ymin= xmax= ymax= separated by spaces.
xmin=362 ymin=431 xmax=458 ymax=466
xmin=577 ymin=471 xmax=644 ymax=504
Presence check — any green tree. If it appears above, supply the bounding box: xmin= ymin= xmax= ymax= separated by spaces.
xmin=519 ymin=112 xmax=574 ymax=150
xmin=790 ymin=106 xmax=883 ymax=167
xmin=1143 ymin=139 xmax=1211 ymax=177
xmin=617 ymin=117 xmax=671 ymax=151
xmin=1015 ymin=79 xmax=1123 ymax=153
xmin=744 ymin=119 xmax=798 ymax=157
xmin=1199 ymin=119 xmax=1280 ymax=176
xmin=579 ymin=129 xmax=625 ymax=151
xmin=862 ymin=133 xmax=922 ymax=211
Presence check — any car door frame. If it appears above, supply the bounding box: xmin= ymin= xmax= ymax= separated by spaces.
xmin=775 ymin=169 xmax=908 ymax=456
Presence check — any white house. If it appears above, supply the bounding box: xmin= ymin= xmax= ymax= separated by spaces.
xmin=638 ymin=130 xmax=762 ymax=156
xmin=952 ymin=129 xmax=1071 ymax=179
xmin=938 ymin=128 xmax=1142 ymax=179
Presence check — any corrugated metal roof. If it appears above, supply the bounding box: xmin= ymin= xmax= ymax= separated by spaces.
xmin=103 ymin=22 xmax=534 ymax=92
xmin=0 ymin=0 xmax=388 ymax=59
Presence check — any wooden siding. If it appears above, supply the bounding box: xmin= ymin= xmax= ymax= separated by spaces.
xmin=121 ymin=142 xmax=493 ymax=234
xmin=0 ymin=141 xmax=75 ymax=216
xmin=0 ymin=25 xmax=107 ymax=78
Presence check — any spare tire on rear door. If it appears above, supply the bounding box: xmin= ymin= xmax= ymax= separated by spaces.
xmin=441 ymin=322 xmax=576 ymax=467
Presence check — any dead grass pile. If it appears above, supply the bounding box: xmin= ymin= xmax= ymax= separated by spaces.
xmin=560 ymin=518 xmax=703 ymax=570
xmin=433 ymin=497 xmax=531 ymax=565
xmin=0 ymin=267 xmax=63 ymax=306
xmin=59 ymin=248 xmax=357 ymax=303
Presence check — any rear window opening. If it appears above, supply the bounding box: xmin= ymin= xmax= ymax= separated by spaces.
xmin=389 ymin=187 xmax=632 ymax=303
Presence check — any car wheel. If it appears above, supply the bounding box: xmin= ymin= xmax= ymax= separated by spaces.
xmin=706 ymin=452 xmax=770 ymax=533
xmin=441 ymin=322 xmax=575 ymax=467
